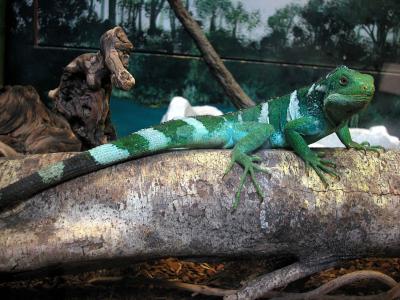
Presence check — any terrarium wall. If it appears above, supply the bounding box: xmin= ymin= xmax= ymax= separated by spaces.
xmin=4 ymin=0 xmax=400 ymax=137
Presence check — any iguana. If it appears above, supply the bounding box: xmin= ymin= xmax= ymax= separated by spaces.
xmin=0 ymin=66 xmax=381 ymax=211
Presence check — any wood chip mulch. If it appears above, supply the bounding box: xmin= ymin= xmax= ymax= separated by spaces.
xmin=0 ymin=257 xmax=399 ymax=299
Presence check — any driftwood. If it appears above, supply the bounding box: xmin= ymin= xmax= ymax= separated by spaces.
xmin=0 ymin=148 xmax=399 ymax=292
xmin=0 ymin=141 xmax=21 ymax=158
xmin=168 ymin=0 xmax=255 ymax=109
xmin=0 ymin=85 xmax=81 ymax=154
xmin=0 ymin=27 xmax=135 ymax=154
xmin=48 ymin=26 xmax=135 ymax=149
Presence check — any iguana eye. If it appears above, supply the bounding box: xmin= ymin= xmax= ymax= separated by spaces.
xmin=339 ymin=77 xmax=348 ymax=86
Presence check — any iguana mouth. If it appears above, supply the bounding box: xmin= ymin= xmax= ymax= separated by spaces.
xmin=323 ymin=92 xmax=371 ymax=126
xmin=336 ymin=92 xmax=374 ymax=100
xmin=326 ymin=91 xmax=372 ymax=102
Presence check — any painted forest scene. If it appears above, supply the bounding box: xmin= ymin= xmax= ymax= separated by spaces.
xmin=7 ymin=0 xmax=400 ymax=136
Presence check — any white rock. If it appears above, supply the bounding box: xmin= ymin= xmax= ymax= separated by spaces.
xmin=161 ymin=96 xmax=223 ymax=123
xmin=311 ymin=126 xmax=400 ymax=149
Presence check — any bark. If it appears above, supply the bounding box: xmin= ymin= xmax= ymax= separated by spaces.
xmin=48 ymin=26 xmax=135 ymax=149
xmin=0 ymin=149 xmax=399 ymax=279
xmin=167 ymin=0 xmax=255 ymax=109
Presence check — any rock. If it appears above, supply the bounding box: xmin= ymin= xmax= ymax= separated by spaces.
xmin=161 ymin=96 xmax=223 ymax=122
xmin=311 ymin=126 xmax=400 ymax=149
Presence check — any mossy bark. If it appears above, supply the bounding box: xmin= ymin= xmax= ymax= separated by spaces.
xmin=0 ymin=149 xmax=399 ymax=278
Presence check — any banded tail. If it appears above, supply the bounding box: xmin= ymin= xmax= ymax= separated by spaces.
xmin=0 ymin=116 xmax=230 ymax=211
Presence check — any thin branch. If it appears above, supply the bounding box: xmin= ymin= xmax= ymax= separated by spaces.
xmin=224 ymin=258 xmax=339 ymax=300
xmin=361 ymin=25 xmax=377 ymax=44
xmin=304 ymin=270 xmax=397 ymax=298
xmin=386 ymin=282 xmax=400 ymax=300
xmin=167 ymin=0 xmax=255 ymax=109
xmin=272 ymin=270 xmax=397 ymax=300
xmin=167 ymin=281 xmax=237 ymax=297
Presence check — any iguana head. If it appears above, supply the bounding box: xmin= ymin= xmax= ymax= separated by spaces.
xmin=322 ymin=66 xmax=375 ymax=126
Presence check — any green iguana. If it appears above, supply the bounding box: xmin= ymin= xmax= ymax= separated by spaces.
xmin=0 ymin=66 xmax=381 ymax=211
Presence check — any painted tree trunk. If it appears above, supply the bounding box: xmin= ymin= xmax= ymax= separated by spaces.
xmin=109 ymin=0 xmax=117 ymax=25
xmin=0 ymin=0 xmax=5 ymax=86
xmin=0 ymin=149 xmax=399 ymax=278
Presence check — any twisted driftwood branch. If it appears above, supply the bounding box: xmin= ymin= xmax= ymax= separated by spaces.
xmin=0 ymin=149 xmax=399 ymax=284
xmin=48 ymin=26 xmax=135 ymax=149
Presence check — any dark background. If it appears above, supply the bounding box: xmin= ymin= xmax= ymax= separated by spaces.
xmin=4 ymin=0 xmax=400 ymax=136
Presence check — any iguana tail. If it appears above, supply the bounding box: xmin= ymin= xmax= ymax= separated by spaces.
xmin=0 ymin=116 xmax=229 ymax=212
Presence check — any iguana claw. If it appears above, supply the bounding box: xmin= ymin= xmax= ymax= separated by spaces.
xmin=305 ymin=155 xmax=339 ymax=186
xmin=347 ymin=141 xmax=384 ymax=155
xmin=224 ymin=153 xmax=270 ymax=209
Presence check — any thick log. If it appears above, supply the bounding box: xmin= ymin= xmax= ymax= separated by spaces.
xmin=0 ymin=149 xmax=399 ymax=278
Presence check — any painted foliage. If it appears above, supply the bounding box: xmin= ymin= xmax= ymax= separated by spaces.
xmin=5 ymin=0 xmax=400 ymax=136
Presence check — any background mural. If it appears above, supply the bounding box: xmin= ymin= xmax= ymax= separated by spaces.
xmin=5 ymin=0 xmax=400 ymax=136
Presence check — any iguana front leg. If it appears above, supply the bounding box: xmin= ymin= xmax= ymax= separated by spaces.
xmin=285 ymin=117 xmax=338 ymax=185
xmin=336 ymin=123 xmax=384 ymax=153
xmin=224 ymin=122 xmax=274 ymax=208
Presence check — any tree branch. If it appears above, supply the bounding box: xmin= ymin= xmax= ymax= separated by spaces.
xmin=272 ymin=270 xmax=397 ymax=300
xmin=225 ymin=257 xmax=338 ymax=300
xmin=167 ymin=0 xmax=255 ymax=109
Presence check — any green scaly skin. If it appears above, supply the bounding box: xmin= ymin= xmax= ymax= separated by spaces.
xmin=0 ymin=66 xmax=380 ymax=211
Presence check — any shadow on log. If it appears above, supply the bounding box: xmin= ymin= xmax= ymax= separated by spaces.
xmin=0 ymin=149 xmax=399 ymax=281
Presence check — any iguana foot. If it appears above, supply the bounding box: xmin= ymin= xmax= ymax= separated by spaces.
xmin=305 ymin=154 xmax=338 ymax=186
xmin=347 ymin=141 xmax=384 ymax=154
xmin=224 ymin=152 xmax=270 ymax=209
